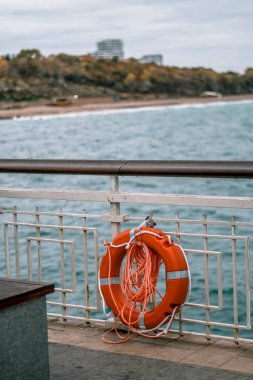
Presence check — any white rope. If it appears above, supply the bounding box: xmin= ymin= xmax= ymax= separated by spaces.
xmin=108 ymin=230 xmax=164 ymax=249
xmin=98 ymin=267 xmax=113 ymax=318
xmin=135 ymin=306 xmax=178 ymax=335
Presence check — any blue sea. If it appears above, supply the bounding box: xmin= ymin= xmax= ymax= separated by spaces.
xmin=1 ymin=99 xmax=253 ymax=339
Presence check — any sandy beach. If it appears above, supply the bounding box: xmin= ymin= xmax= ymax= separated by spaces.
xmin=0 ymin=94 xmax=253 ymax=120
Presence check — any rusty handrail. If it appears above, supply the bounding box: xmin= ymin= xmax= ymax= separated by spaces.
xmin=0 ymin=160 xmax=253 ymax=178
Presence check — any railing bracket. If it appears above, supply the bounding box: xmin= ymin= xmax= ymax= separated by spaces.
xmin=101 ymin=214 xmax=129 ymax=223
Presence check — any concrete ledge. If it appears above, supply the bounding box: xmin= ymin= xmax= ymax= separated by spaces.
xmin=0 ymin=298 xmax=49 ymax=380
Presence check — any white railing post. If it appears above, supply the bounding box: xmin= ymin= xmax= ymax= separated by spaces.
xmin=82 ymin=209 xmax=90 ymax=322
xmin=13 ymin=206 xmax=20 ymax=279
xmin=231 ymin=216 xmax=239 ymax=344
xmin=203 ymin=214 xmax=211 ymax=341
xmin=110 ymin=175 xmax=121 ymax=239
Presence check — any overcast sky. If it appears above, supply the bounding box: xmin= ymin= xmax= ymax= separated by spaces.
xmin=0 ymin=0 xmax=252 ymax=72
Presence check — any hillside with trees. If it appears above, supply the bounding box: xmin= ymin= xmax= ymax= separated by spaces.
xmin=0 ymin=49 xmax=253 ymax=102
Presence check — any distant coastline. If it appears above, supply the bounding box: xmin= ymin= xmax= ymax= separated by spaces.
xmin=0 ymin=94 xmax=253 ymax=120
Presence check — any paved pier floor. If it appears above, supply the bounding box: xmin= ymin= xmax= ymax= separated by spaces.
xmin=48 ymin=321 xmax=253 ymax=380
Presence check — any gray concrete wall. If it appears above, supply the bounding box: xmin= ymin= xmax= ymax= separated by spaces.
xmin=0 ymin=297 xmax=49 ymax=380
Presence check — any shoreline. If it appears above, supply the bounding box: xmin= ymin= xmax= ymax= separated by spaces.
xmin=1 ymin=94 xmax=253 ymax=120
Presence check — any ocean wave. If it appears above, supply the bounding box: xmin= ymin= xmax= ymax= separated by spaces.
xmin=11 ymin=98 xmax=253 ymax=121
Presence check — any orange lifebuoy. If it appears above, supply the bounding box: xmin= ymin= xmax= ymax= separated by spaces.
xmin=99 ymin=227 xmax=189 ymax=330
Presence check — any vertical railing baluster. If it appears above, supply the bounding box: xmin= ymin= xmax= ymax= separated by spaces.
xmin=13 ymin=206 xmax=20 ymax=279
xmin=94 ymin=229 xmax=101 ymax=310
xmin=231 ymin=216 xmax=239 ymax=344
xmin=4 ymin=223 xmax=10 ymax=277
xmin=27 ymin=239 xmax=32 ymax=280
xmin=82 ymin=209 xmax=90 ymax=322
xmin=203 ymin=214 xmax=211 ymax=341
xmin=59 ymin=209 xmax=67 ymax=321
xmin=217 ymin=252 xmax=223 ymax=309
xmin=35 ymin=207 xmax=42 ymax=282
xmin=245 ymin=237 xmax=251 ymax=330
xmin=175 ymin=212 xmax=183 ymax=337
xmin=110 ymin=176 xmax=121 ymax=239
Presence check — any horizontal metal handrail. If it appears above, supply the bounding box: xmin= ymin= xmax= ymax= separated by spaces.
xmin=0 ymin=160 xmax=253 ymax=178
xmin=1 ymin=188 xmax=253 ymax=208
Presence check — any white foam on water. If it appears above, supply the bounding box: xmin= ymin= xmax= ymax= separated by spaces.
xmin=10 ymin=99 xmax=253 ymax=122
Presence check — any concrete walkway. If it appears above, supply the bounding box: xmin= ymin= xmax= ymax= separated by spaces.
xmin=48 ymin=321 xmax=253 ymax=379
xmin=49 ymin=343 xmax=253 ymax=380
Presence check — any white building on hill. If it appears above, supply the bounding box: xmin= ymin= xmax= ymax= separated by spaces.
xmin=94 ymin=39 xmax=124 ymax=60
xmin=139 ymin=54 xmax=163 ymax=65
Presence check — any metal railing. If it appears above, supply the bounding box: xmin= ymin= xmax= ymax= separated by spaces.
xmin=0 ymin=160 xmax=252 ymax=344
xmin=0 ymin=159 xmax=253 ymax=177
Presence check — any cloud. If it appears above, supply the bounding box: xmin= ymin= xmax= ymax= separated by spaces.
xmin=0 ymin=0 xmax=252 ymax=72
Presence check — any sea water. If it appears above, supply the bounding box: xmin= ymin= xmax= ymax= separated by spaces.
xmin=0 ymin=100 xmax=253 ymax=338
